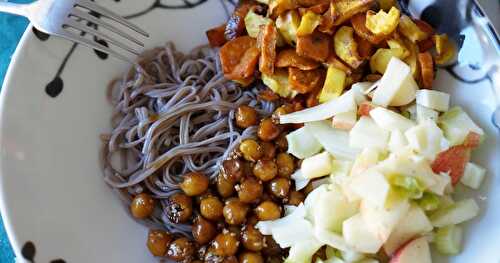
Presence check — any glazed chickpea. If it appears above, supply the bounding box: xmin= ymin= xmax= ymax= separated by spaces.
xmin=236 ymin=105 xmax=259 ymax=128
xmin=255 ymin=201 xmax=281 ymax=221
xmin=224 ymin=256 xmax=239 ymax=263
xmin=212 ymin=231 xmax=240 ymax=256
xmin=195 ymin=190 xmax=216 ymax=206
xmin=239 ymin=139 xmax=263 ymax=162
xmin=192 ymin=216 xmax=217 ymax=245
xmin=130 ymin=193 xmax=155 ymax=219
xmin=268 ymin=177 xmax=291 ymax=199
xmin=262 ymin=236 xmax=281 ymax=256
xmin=200 ymin=196 xmax=224 ymax=221
xmin=223 ymin=159 xmax=245 ymax=183
xmin=260 ymin=142 xmax=276 ymax=160
xmin=166 ymin=193 xmax=193 ymax=223
xmin=180 ymin=172 xmax=209 ymax=196
xmin=272 ymin=104 xmax=293 ymax=119
xmin=217 ymin=174 xmax=236 ymax=198
xmin=239 ymin=252 xmax=264 ymax=263
xmin=274 ymin=134 xmax=288 ymax=151
xmin=237 ymin=178 xmax=263 ymax=204
xmin=287 ymin=191 xmax=305 ymax=206
xmin=167 ymin=237 xmax=196 ymax=262
xmin=147 ymin=229 xmax=173 ymax=257
xmin=276 ymin=153 xmax=294 ymax=178
xmin=266 ymin=256 xmax=283 ymax=263
xmin=246 ymin=214 xmax=259 ymax=226
xmin=241 ymin=225 xmax=265 ymax=251
xmin=223 ymin=198 xmax=249 ymax=225
xmin=253 ymin=160 xmax=278 ymax=182
xmin=257 ymin=118 xmax=280 ymax=142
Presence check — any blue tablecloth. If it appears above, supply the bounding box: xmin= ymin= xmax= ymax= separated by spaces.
xmin=0 ymin=1 xmax=32 ymax=262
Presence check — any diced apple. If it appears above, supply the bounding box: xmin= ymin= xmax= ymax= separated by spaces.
xmin=384 ymin=205 xmax=433 ymax=255
xmin=350 ymin=170 xmax=391 ymax=208
xmin=430 ymin=198 xmax=479 ymax=227
xmin=360 ymin=200 xmax=410 ymax=243
xmin=463 ymin=131 xmax=482 ymax=148
xmin=372 ymin=57 xmax=417 ymax=107
xmin=330 ymin=160 xmax=353 ymax=178
xmin=389 ymin=237 xmax=431 ymax=263
xmin=343 ymin=214 xmax=384 ymax=253
xmin=314 ymin=185 xmax=359 ymax=233
xmin=431 ymin=145 xmax=471 ymax=185
xmin=350 ymin=117 xmax=390 ymax=150
xmin=460 ymin=162 xmax=486 ymax=189
xmin=388 ymin=130 xmax=408 ymax=152
xmin=332 ymin=110 xmax=357 ymax=130
xmin=370 ymin=107 xmax=416 ymax=132
xmin=287 ymin=127 xmax=323 ymax=159
xmin=416 ymin=89 xmax=450 ymax=112
xmin=438 ymin=106 xmax=484 ymax=146
xmin=302 ymin=151 xmax=333 ymax=179
xmin=405 ymin=120 xmax=448 ymax=160
xmin=350 ymin=148 xmax=381 ymax=177
xmin=358 ymin=102 xmax=376 ymax=117
xmin=416 ymin=104 xmax=439 ymax=123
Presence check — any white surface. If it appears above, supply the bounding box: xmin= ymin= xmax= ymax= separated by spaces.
xmin=0 ymin=1 xmax=499 ymax=263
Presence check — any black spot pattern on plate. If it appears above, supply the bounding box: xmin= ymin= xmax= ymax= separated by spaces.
xmin=93 ymin=38 xmax=109 ymax=60
xmin=50 ymin=260 xmax=66 ymax=263
xmin=32 ymin=27 xmax=50 ymax=41
xmin=45 ymin=77 xmax=64 ymax=98
xmin=420 ymin=4 xmax=442 ymax=29
xmin=21 ymin=241 xmax=36 ymax=262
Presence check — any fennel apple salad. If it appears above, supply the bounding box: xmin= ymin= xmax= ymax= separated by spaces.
xmin=204 ymin=0 xmax=488 ymax=263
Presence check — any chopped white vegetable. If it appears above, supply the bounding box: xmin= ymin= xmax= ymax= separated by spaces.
xmin=330 ymin=160 xmax=353 ymax=178
xmin=304 ymin=185 xmax=329 ymax=221
xmin=435 ymin=225 xmax=463 ymax=255
xmin=349 ymin=169 xmax=390 ymax=208
xmin=430 ymin=198 xmax=479 ymax=227
xmin=313 ymin=185 xmax=359 ymax=233
xmin=340 ymin=249 xmax=365 ymax=262
xmin=280 ymin=90 xmax=356 ymax=124
xmin=438 ymin=106 xmax=485 ymax=146
xmin=416 ymin=89 xmax=450 ymax=112
xmin=388 ymin=130 xmax=408 ymax=153
xmin=350 ymin=117 xmax=390 ymax=150
xmin=343 ymin=213 xmax=384 ymax=253
xmin=427 ymin=172 xmax=452 ymax=196
xmin=350 ymin=148 xmax=380 ymax=177
xmin=291 ymin=170 xmax=310 ymax=191
xmin=332 ymin=110 xmax=357 ymax=130
xmin=272 ymin=217 xmax=316 ymax=247
xmin=372 ymin=57 xmax=417 ymax=107
xmin=369 ymin=107 xmax=416 ymax=132
xmin=286 ymin=239 xmax=324 ymax=263
xmin=256 ymin=203 xmax=307 ymax=235
xmin=360 ymin=200 xmax=410 ymax=243
xmin=305 ymin=121 xmax=361 ymax=160
xmin=405 ymin=120 xmax=449 ymax=160
xmin=314 ymin=228 xmax=352 ymax=252
xmin=401 ymin=103 xmax=417 ymax=121
xmin=417 ymin=104 xmax=439 ymax=123
xmin=350 ymin=82 xmax=371 ymax=104
xmin=460 ymin=162 xmax=486 ymax=189
xmin=286 ymin=127 xmax=323 ymax=159
xmin=301 ymin=152 xmax=333 ymax=179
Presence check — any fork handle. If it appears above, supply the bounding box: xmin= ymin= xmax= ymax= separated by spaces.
xmin=0 ymin=2 xmax=30 ymax=17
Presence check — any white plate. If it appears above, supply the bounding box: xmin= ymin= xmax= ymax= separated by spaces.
xmin=0 ymin=0 xmax=499 ymax=262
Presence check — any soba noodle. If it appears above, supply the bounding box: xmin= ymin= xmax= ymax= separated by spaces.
xmin=100 ymin=43 xmax=275 ymax=236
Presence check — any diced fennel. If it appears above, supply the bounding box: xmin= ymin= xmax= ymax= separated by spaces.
xmin=435 ymin=225 xmax=463 ymax=255
xmin=418 ymin=193 xmax=441 ymax=211
xmin=416 ymin=89 xmax=450 ymax=112
xmin=343 ymin=213 xmax=384 ymax=253
xmin=313 ymin=185 xmax=358 ymax=233
xmin=369 ymin=107 xmax=416 ymax=132
xmin=340 ymin=249 xmax=365 ymax=262
xmin=460 ymin=162 xmax=486 ymax=189
xmin=350 ymin=170 xmax=391 ymax=208
xmin=417 ymin=104 xmax=439 ymax=123
xmin=387 ymin=174 xmax=426 ymax=199
xmin=430 ymin=199 xmax=479 ymax=227
xmin=305 ymin=121 xmax=361 ymax=160
xmin=285 ymin=239 xmax=324 ymax=263
xmin=349 ymin=116 xmax=390 ymax=150
xmin=332 ymin=110 xmax=357 ymax=130
xmin=405 ymin=120 xmax=449 ymax=160
xmin=301 ymin=151 xmax=333 ymax=179
xmin=291 ymin=170 xmax=310 ymax=191
xmin=286 ymin=127 xmax=323 ymax=159
xmin=372 ymin=57 xmax=417 ymax=107
xmin=438 ymin=106 xmax=484 ymax=146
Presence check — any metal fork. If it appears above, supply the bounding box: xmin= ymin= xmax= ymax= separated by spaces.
xmin=0 ymin=0 xmax=149 ymax=61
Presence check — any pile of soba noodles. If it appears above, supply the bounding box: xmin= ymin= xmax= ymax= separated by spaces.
xmin=100 ymin=43 xmax=275 ymax=235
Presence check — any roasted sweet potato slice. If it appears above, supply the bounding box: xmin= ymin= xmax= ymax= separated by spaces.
xmin=288 ymin=67 xmax=325 ymax=94
xmin=206 ymin=24 xmax=228 ymax=47
xmin=275 ymin=49 xmax=320 ymax=70
xmin=334 ymin=26 xmax=363 ymax=68
xmin=318 ymin=3 xmax=336 ymax=34
xmin=324 ymin=54 xmax=352 ymax=74
xmin=356 ymin=35 xmax=374 ymax=59
xmin=364 ymin=73 xmax=382 ymax=82
xmin=226 ymin=46 xmax=260 ymax=79
xmin=269 ymin=0 xmax=298 ymax=17
xmin=220 ymin=36 xmax=257 ymax=75
xmin=351 ymin=12 xmax=386 ymax=44
xmin=418 ymin=51 xmax=434 ymax=89
xmin=225 ymin=0 xmax=258 ymax=40
xmin=296 ymin=31 xmax=330 ymax=62
xmin=258 ymin=23 xmax=278 ymax=75
xmin=332 ymin=0 xmax=375 ymax=26
xmin=414 ymin=19 xmax=435 ymax=35
xmin=297 ymin=0 xmax=330 ymax=7
xmin=298 ymin=3 xmax=330 ymax=15
xmin=259 ymin=89 xmax=280 ymax=102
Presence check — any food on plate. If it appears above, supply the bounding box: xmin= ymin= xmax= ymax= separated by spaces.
xmin=101 ymin=1 xmax=483 ymax=262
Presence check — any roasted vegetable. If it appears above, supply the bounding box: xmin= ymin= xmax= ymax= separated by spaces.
xmin=269 ymin=0 xmax=298 ymax=17
xmin=377 ymin=0 xmax=397 ymax=11
xmin=369 ymin=48 xmax=403 ymax=73
xmin=289 ymin=67 xmax=325 ymax=94
xmin=276 ymin=10 xmax=301 ymax=44
xmin=403 ymin=37 xmax=420 ymax=78
xmin=357 ymin=35 xmax=374 ymax=59
xmin=318 ymin=65 xmax=346 ymax=102
xmin=297 ymin=11 xmax=322 ymax=36
xmin=220 ymin=36 xmax=257 ymax=75
xmin=434 ymin=34 xmax=457 ymax=65
xmin=324 ymin=54 xmax=352 ymax=74
xmin=225 ymin=1 xmax=257 ymax=40
xmin=226 ymin=46 xmax=260 ymax=80
xmin=398 ymin=15 xmax=429 ymax=42
xmin=275 ymin=49 xmax=320 ymax=70
xmin=262 ymin=69 xmax=298 ymax=98
xmin=258 ymin=23 xmax=278 ymax=75
xmin=351 ymin=13 xmax=386 ymax=44
xmin=365 ymin=7 xmax=400 ymax=35
xmin=299 ymin=4 xmax=329 ymax=16
xmin=332 ymin=0 xmax=375 ymax=26
xmin=206 ymin=24 xmax=227 ymax=47
xmin=387 ymin=37 xmax=410 ymax=59
xmin=334 ymin=26 xmax=363 ymax=68
xmin=297 ymin=0 xmax=330 ymax=7
xmin=259 ymin=89 xmax=280 ymax=101
xmin=296 ymin=31 xmax=330 ymax=62
xmin=245 ymin=10 xmax=272 ymax=38
xmin=317 ymin=3 xmax=335 ymax=34
xmin=418 ymin=51 xmax=434 ymax=89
